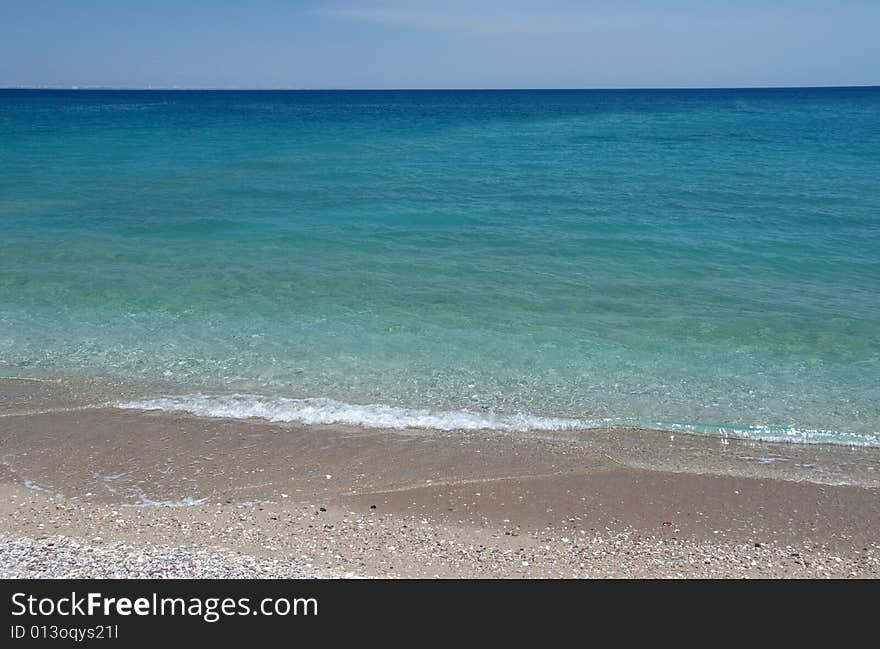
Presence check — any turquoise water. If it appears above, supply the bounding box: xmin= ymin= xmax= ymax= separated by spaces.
xmin=1 ymin=88 xmax=879 ymax=444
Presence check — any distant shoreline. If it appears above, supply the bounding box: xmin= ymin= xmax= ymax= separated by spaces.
xmin=2 ymin=85 xmax=879 ymax=92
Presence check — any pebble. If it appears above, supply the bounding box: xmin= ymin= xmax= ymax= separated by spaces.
xmin=0 ymin=534 xmax=320 ymax=579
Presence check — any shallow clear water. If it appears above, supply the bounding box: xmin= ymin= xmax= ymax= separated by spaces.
xmin=1 ymin=88 xmax=879 ymax=444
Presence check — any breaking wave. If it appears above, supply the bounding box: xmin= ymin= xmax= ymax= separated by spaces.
xmin=113 ymin=394 xmax=880 ymax=447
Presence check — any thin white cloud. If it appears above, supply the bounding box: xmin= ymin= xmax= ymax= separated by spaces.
xmin=315 ymin=3 xmax=589 ymax=36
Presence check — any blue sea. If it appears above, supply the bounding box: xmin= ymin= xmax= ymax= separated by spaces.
xmin=1 ymin=88 xmax=878 ymax=445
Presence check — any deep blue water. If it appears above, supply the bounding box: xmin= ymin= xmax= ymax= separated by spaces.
xmin=1 ymin=88 xmax=879 ymax=444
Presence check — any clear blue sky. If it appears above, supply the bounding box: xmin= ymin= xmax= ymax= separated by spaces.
xmin=1 ymin=1 xmax=877 ymax=89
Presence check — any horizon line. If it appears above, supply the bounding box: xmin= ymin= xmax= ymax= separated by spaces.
xmin=1 ymin=84 xmax=878 ymax=92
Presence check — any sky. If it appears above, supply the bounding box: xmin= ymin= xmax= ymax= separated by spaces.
xmin=1 ymin=0 xmax=878 ymax=89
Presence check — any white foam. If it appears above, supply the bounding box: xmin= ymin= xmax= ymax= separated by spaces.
xmin=113 ymin=394 xmax=880 ymax=447
xmin=115 ymin=394 xmax=588 ymax=433
xmin=656 ymin=421 xmax=880 ymax=447
xmin=123 ymin=496 xmax=208 ymax=508
xmin=23 ymin=480 xmax=64 ymax=499
xmin=124 ymin=485 xmax=207 ymax=508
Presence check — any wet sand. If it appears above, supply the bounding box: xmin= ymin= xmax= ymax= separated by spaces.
xmin=1 ymin=377 xmax=879 ymax=578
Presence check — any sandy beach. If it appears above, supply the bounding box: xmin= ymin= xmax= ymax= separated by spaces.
xmin=1 ymin=377 xmax=878 ymax=578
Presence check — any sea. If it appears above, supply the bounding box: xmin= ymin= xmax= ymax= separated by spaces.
xmin=1 ymin=88 xmax=878 ymax=446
